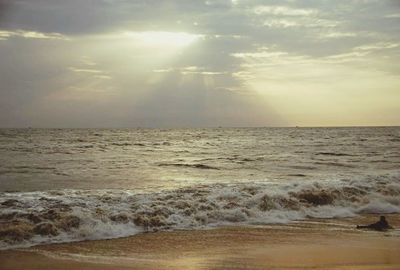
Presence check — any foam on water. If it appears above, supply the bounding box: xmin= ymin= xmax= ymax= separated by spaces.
xmin=1 ymin=172 xmax=399 ymax=250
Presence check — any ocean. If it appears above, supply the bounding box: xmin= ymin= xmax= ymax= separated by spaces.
xmin=1 ymin=127 xmax=399 ymax=249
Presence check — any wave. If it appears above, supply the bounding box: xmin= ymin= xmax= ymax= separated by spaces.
xmin=1 ymin=173 xmax=400 ymax=250
xmin=315 ymin=152 xmax=356 ymax=157
xmin=313 ymin=161 xmax=356 ymax=168
xmin=157 ymin=163 xmax=220 ymax=170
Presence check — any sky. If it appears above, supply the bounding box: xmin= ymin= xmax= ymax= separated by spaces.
xmin=0 ymin=0 xmax=399 ymax=127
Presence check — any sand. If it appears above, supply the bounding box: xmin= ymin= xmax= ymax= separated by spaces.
xmin=1 ymin=217 xmax=400 ymax=270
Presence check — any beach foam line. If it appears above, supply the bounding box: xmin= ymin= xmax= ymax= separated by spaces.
xmin=1 ymin=172 xmax=399 ymax=249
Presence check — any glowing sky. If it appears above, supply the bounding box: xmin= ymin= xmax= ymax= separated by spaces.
xmin=0 ymin=0 xmax=399 ymax=127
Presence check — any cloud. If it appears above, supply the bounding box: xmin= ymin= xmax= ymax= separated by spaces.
xmin=0 ymin=29 xmax=68 ymax=41
xmin=385 ymin=13 xmax=400 ymax=18
xmin=0 ymin=0 xmax=399 ymax=127
xmin=264 ymin=17 xmax=341 ymax=29
xmin=321 ymin=32 xmax=357 ymax=38
xmin=233 ymin=49 xmax=288 ymax=59
xmin=263 ymin=19 xmax=300 ymax=28
xmin=68 ymin=67 xmax=103 ymax=74
xmin=253 ymin=5 xmax=318 ymax=16
xmin=324 ymin=42 xmax=399 ymax=64
xmin=153 ymin=66 xmax=227 ymax=76
xmin=355 ymin=42 xmax=399 ymax=51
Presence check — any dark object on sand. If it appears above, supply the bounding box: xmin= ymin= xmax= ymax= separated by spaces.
xmin=356 ymin=216 xmax=393 ymax=231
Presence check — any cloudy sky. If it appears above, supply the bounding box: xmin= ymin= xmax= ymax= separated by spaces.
xmin=0 ymin=0 xmax=399 ymax=127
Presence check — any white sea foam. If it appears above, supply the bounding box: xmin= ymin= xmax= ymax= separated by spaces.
xmin=1 ymin=173 xmax=400 ymax=250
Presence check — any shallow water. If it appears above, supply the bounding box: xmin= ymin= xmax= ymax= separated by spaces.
xmin=1 ymin=127 xmax=399 ymax=249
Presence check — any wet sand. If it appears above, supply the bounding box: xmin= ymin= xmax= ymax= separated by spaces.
xmin=1 ymin=217 xmax=400 ymax=270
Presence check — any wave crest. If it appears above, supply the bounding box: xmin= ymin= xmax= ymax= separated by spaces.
xmin=1 ymin=173 xmax=400 ymax=249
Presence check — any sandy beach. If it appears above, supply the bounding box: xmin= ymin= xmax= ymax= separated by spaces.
xmin=1 ymin=216 xmax=399 ymax=270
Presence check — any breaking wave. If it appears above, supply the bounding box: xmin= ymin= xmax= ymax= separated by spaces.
xmin=1 ymin=173 xmax=400 ymax=250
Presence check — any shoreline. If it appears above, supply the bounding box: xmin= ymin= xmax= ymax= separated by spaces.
xmin=1 ymin=218 xmax=399 ymax=270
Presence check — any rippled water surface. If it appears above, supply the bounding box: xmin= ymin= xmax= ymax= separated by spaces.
xmin=0 ymin=127 xmax=399 ymax=191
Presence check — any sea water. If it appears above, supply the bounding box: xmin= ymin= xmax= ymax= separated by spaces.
xmin=1 ymin=127 xmax=399 ymax=249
